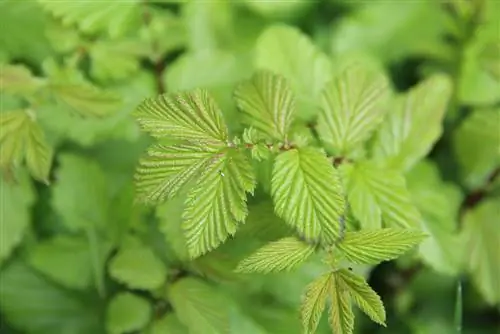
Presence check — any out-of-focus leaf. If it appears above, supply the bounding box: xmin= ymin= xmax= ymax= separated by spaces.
xmin=0 ymin=110 xmax=53 ymax=183
xmin=0 ymin=64 xmax=45 ymax=95
xmin=453 ymin=108 xmax=500 ymax=190
xmin=0 ymin=262 xmax=101 ymax=334
xmin=108 ymin=245 xmax=167 ymax=291
xmin=243 ymin=0 xmax=314 ymax=20
xmin=340 ymin=162 xmax=421 ymax=229
xmin=168 ymin=277 xmax=230 ymax=334
xmin=461 ymin=199 xmax=500 ymax=305
xmin=51 ymin=154 xmax=108 ymax=231
xmin=106 ymin=292 xmax=152 ymax=334
xmin=0 ymin=173 xmax=34 ymax=264
xmin=148 ymin=314 xmax=187 ymax=334
xmin=371 ymin=75 xmax=453 ymax=171
xmin=256 ymin=25 xmax=331 ymax=120
xmin=406 ymin=161 xmax=464 ymax=275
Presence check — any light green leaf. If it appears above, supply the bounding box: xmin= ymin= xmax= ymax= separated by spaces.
xmin=106 ymin=292 xmax=152 ymax=334
xmin=38 ymin=0 xmax=140 ymax=37
xmin=338 ymin=228 xmax=427 ymax=265
xmin=157 ymin=195 xmax=190 ymax=261
xmin=371 ymin=74 xmax=452 ymax=171
xmin=337 ymin=269 xmax=386 ymax=326
xmin=300 ymin=273 xmax=332 ymax=334
xmin=234 ymin=70 xmax=295 ymax=141
xmin=236 ymin=237 xmax=315 ymax=274
xmin=329 ymin=272 xmax=355 ymax=334
xmin=133 ymin=88 xmax=228 ymax=142
xmin=51 ymin=83 xmax=122 ymax=118
xmin=28 ymin=235 xmax=95 ymax=290
xmin=256 ymin=24 xmax=331 ymax=120
xmin=135 ymin=143 xmax=222 ymax=204
xmin=0 ymin=109 xmax=53 ymax=183
xmin=168 ymin=277 xmax=229 ymax=334
xmin=109 ymin=245 xmax=167 ymax=291
xmin=51 ymin=154 xmax=108 ymax=231
xmin=0 ymin=64 xmax=44 ymax=95
xmin=340 ymin=162 xmax=421 ymax=229
xmin=461 ymin=199 xmax=500 ymax=305
xmin=0 ymin=172 xmax=34 ymax=264
xmin=0 ymin=262 xmax=100 ymax=334
xmin=183 ymin=149 xmax=256 ymax=258
xmin=244 ymin=0 xmax=313 ymax=20
xmin=317 ymin=61 xmax=390 ymax=156
xmin=272 ymin=147 xmax=345 ymax=244
xmin=453 ymin=108 xmax=500 ymax=189
xmin=149 ymin=314 xmax=188 ymax=334
xmin=89 ymin=40 xmax=143 ymax=82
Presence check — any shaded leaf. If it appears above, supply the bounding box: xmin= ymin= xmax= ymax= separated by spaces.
xmin=337 ymin=269 xmax=386 ymax=326
xmin=236 ymin=237 xmax=315 ymax=274
xmin=340 ymin=162 xmax=421 ymax=229
xmin=272 ymin=147 xmax=345 ymax=244
xmin=338 ymin=228 xmax=427 ymax=265
xmin=106 ymin=292 xmax=152 ymax=334
xmin=317 ymin=61 xmax=390 ymax=155
xmin=168 ymin=277 xmax=229 ymax=334
xmin=234 ymin=70 xmax=295 ymax=140
xmin=372 ymin=74 xmax=452 ymax=171
xmin=300 ymin=273 xmax=332 ymax=334
xmin=0 ymin=64 xmax=44 ymax=94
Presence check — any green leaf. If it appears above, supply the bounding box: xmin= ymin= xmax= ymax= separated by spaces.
xmin=133 ymin=88 xmax=228 ymax=143
xmin=51 ymin=154 xmax=108 ymax=231
xmin=371 ymin=74 xmax=452 ymax=171
xmin=234 ymin=70 xmax=295 ymax=141
xmin=51 ymin=83 xmax=122 ymax=118
xmin=300 ymin=273 xmax=332 ymax=334
xmin=149 ymin=314 xmax=188 ymax=334
xmin=28 ymin=235 xmax=95 ymax=290
xmin=0 ymin=64 xmax=44 ymax=95
xmin=106 ymin=292 xmax=152 ymax=334
xmin=329 ymin=272 xmax=355 ymax=334
xmin=236 ymin=237 xmax=315 ymax=274
xmin=317 ymin=60 xmax=390 ymax=156
xmin=272 ymin=148 xmax=345 ymax=244
xmin=461 ymin=199 xmax=500 ymax=305
xmin=89 ymin=40 xmax=142 ymax=82
xmin=337 ymin=269 xmax=386 ymax=326
xmin=340 ymin=162 xmax=421 ymax=229
xmin=168 ymin=277 xmax=229 ymax=334
xmin=453 ymin=108 xmax=500 ymax=189
xmin=38 ymin=0 xmax=140 ymax=37
xmin=0 ymin=172 xmax=35 ymax=264
xmin=0 ymin=262 xmax=100 ymax=334
xmin=0 ymin=110 xmax=53 ymax=183
xmin=183 ymin=149 xmax=256 ymax=258
xmin=256 ymin=25 xmax=331 ymax=120
xmin=338 ymin=228 xmax=427 ymax=265
xmin=109 ymin=245 xmax=167 ymax=291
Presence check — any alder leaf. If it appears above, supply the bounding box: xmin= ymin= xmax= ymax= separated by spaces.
xmin=317 ymin=61 xmax=390 ymax=156
xmin=300 ymin=273 xmax=333 ymax=334
xmin=236 ymin=237 xmax=315 ymax=274
xmin=234 ymin=70 xmax=295 ymax=141
xmin=51 ymin=83 xmax=122 ymax=118
xmin=340 ymin=162 xmax=421 ymax=229
xmin=106 ymin=292 xmax=152 ymax=334
xmin=372 ymin=74 xmax=452 ymax=171
xmin=0 ymin=110 xmax=53 ymax=183
xmin=168 ymin=277 xmax=229 ymax=334
xmin=108 ymin=246 xmax=168 ymax=291
xmin=256 ymin=24 xmax=331 ymax=120
xmin=461 ymin=199 xmax=500 ymax=305
xmin=38 ymin=0 xmax=140 ymax=37
xmin=338 ymin=228 xmax=427 ymax=264
xmin=183 ymin=149 xmax=256 ymax=258
xmin=271 ymin=147 xmax=345 ymax=244
xmin=133 ymin=88 xmax=228 ymax=143
xmin=337 ymin=269 xmax=386 ymax=326
xmin=329 ymin=272 xmax=355 ymax=334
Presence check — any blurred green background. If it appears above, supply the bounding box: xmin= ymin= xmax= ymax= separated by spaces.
xmin=0 ymin=0 xmax=499 ymax=333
